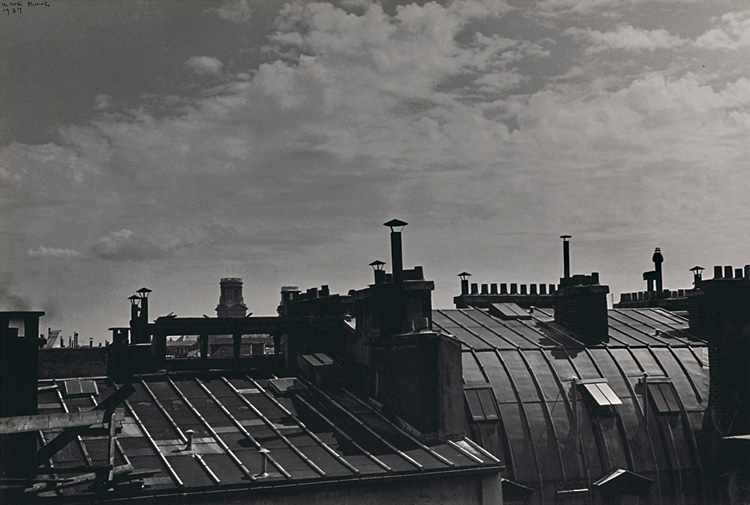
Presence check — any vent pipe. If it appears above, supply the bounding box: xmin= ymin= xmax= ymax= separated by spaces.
xmin=652 ymin=248 xmax=664 ymax=297
xmin=384 ymin=219 xmax=407 ymax=283
xmin=561 ymin=235 xmax=572 ymax=279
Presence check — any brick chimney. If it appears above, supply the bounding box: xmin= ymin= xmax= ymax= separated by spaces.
xmin=688 ymin=265 xmax=750 ymax=437
xmin=348 ymin=220 xmax=464 ymax=441
xmin=1 ymin=311 xmax=44 ymax=480
xmin=555 ymin=273 xmax=609 ymax=344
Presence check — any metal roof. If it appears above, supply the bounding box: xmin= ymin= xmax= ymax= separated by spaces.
xmin=433 ymin=306 xmax=711 ymax=505
xmin=33 ymin=372 xmax=498 ymax=501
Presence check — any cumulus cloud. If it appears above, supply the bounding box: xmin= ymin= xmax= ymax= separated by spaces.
xmin=696 ymin=10 xmax=750 ymax=50
xmin=91 ymin=229 xmax=179 ymax=261
xmin=566 ymin=25 xmax=687 ymax=52
xmin=211 ymin=0 xmax=251 ymax=23
xmin=185 ymin=56 xmax=224 ymax=76
xmin=28 ymin=246 xmax=83 ymax=258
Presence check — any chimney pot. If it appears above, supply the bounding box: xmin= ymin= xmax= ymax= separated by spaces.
xmin=500 ymin=283 xmax=508 ymax=294
xmin=490 ymin=283 xmax=498 ymax=294
xmin=540 ymin=284 xmax=547 ymax=295
xmin=510 ymin=283 xmax=518 ymax=294
xmin=735 ymin=268 xmax=743 ymax=279
xmin=714 ymin=265 xmax=723 ymax=279
xmin=470 ymin=283 xmax=478 ymax=295
xmin=745 ymin=265 xmax=750 ymax=279
xmin=520 ymin=284 xmax=527 ymax=295
xmin=530 ymin=284 xmax=537 ymax=295
xmin=591 ymin=272 xmax=599 ymax=284
xmin=724 ymin=266 xmax=733 ymax=279
xmin=481 ymin=284 xmax=488 ymax=295
xmin=549 ymin=284 xmax=556 ymax=294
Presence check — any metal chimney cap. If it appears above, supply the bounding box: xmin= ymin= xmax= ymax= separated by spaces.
xmin=136 ymin=287 xmax=152 ymax=297
xmin=384 ymin=219 xmax=408 ymax=232
xmin=560 ymin=234 xmax=572 ymax=240
xmin=458 ymin=272 xmax=471 ymax=279
xmin=689 ymin=265 xmax=704 ymax=273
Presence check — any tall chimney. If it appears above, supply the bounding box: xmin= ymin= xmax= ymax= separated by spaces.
xmin=561 ymin=235 xmax=572 ymax=279
xmin=385 ymin=219 xmax=407 ymax=283
xmin=652 ymin=248 xmax=664 ymax=298
xmin=1 ymin=312 xmax=44 ymax=480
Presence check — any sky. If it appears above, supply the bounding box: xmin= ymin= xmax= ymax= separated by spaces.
xmin=2 ymin=0 xmax=749 ymax=342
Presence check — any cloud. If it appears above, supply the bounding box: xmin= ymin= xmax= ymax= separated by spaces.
xmin=211 ymin=0 xmax=252 ymax=23
xmin=185 ymin=56 xmax=224 ymax=76
xmin=94 ymin=94 xmax=113 ymax=110
xmin=696 ymin=10 xmax=750 ymax=50
xmin=28 ymin=246 xmax=83 ymax=258
xmin=91 ymin=229 xmax=181 ymax=261
xmin=566 ymin=25 xmax=687 ymax=52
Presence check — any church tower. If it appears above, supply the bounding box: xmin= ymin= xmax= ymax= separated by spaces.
xmin=215 ymin=278 xmax=248 ymax=318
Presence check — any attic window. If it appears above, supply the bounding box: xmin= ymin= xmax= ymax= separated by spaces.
xmin=464 ymin=386 xmax=499 ymax=422
xmin=647 ymin=381 xmax=680 ymax=413
xmin=268 ymin=378 xmax=306 ymax=396
xmin=63 ymin=380 xmax=98 ymax=398
xmin=578 ymin=379 xmax=622 ymax=407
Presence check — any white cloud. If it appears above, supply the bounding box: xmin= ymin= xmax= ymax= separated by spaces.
xmin=211 ymin=0 xmax=251 ymax=23
xmin=567 ymin=25 xmax=687 ymax=52
xmin=94 ymin=94 xmax=113 ymax=110
xmin=91 ymin=229 xmax=181 ymax=261
xmin=185 ymin=56 xmax=224 ymax=76
xmin=696 ymin=10 xmax=750 ymax=50
xmin=27 ymin=246 xmax=83 ymax=258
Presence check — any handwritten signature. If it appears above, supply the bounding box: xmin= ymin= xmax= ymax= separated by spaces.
xmin=3 ymin=1 xmax=51 ymax=15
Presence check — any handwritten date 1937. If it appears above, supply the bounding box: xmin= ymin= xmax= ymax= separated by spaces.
xmin=3 ymin=1 xmax=51 ymax=15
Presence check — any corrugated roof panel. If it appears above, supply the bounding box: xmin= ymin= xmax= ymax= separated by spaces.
xmin=650 ymin=348 xmax=702 ymax=411
xmin=462 ymin=351 xmax=487 ymax=385
xmin=568 ymin=351 xmax=601 ymax=380
xmin=497 ymin=403 xmax=538 ymax=482
xmin=544 ymin=349 xmax=577 ymax=381
xmin=444 ymin=325 xmax=492 ymax=350
xmin=524 ymin=402 xmax=563 ymax=480
xmin=523 ymin=350 xmax=563 ymax=402
xmin=475 ymin=351 xmax=517 ymax=403
xmin=500 ymin=351 xmax=541 ymax=403
xmin=608 ymin=348 xmax=643 ymax=377
xmin=503 ymin=320 xmax=546 ymax=344
xmin=630 ymin=348 xmax=666 ymax=377
xmin=597 ymin=415 xmax=629 ymax=468
xmin=490 ymin=303 xmax=531 ymax=320
xmin=588 ymin=349 xmax=631 ymax=398
xmin=547 ymin=400 xmax=584 ymax=479
xmin=618 ymin=398 xmax=656 ymax=472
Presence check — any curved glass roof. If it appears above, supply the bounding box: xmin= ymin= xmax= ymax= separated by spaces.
xmin=433 ymin=307 xmax=711 ymax=505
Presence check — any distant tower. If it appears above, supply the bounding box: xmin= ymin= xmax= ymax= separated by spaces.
xmin=216 ymin=278 xmax=248 ymax=318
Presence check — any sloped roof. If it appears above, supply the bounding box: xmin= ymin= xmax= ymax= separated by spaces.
xmin=33 ymin=372 xmax=498 ymax=501
xmin=433 ymin=306 xmax=710 ymax=505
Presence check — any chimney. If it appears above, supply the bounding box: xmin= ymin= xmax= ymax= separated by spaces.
xmin=652 ymin=248 xmax=664 ymax=297
xmin=688 ymin=265 xmax=750 ymax=437
xmin=1 ymin=311 xmax=44 ymax=480
xmin=216 ymin=278 xmax=248 ymax=318
xmin=690 ymin=266 xmax=704 ymax=288
xmin=561 ymin=235 xmax=572 ymax=279
xmin=458 ymin=272 xmax=471 ymax=295
xmin=385 ymin=219 xmax=407 ymax=283
xmin=554 ymin=273 xmax=609 ymax=345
